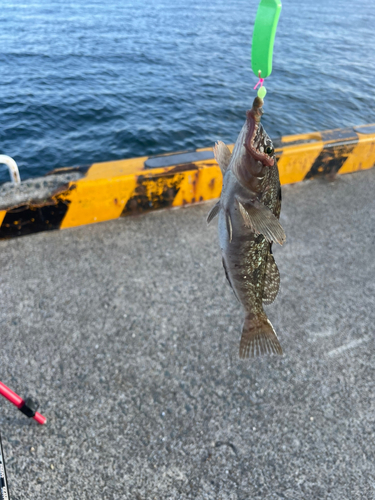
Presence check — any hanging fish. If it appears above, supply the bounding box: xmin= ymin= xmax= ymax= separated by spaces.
xmin=208 ymin=96 xmax=286 ymax=358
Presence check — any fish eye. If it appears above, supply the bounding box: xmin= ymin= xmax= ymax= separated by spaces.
xmin=265 ymin=146 xmax=274 ymax=155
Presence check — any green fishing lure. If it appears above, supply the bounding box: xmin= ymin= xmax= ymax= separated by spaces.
xmin=251 ymin=0 xmax=282 ymax=98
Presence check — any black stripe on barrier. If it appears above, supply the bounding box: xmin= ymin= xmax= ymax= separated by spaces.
xmin=122 ymin=172 xmax=184 ymax=216
xmin=304 ymin=130 xmax=359 ymax=180
xmin=0 ymin=200 xmax=69 ymax=239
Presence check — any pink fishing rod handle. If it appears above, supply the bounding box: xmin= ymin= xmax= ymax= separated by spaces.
xmin=34 ymin=412 xmax=47 ymax=425
xmin=0 ymin=381 xmax=23 ymax=407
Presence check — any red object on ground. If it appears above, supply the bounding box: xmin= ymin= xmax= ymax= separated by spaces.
xmin=0 ymin=381 xmax=47 ymax=425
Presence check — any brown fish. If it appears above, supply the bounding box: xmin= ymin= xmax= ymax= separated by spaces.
xmin=208 ymin=97 xmax=286 ymax=358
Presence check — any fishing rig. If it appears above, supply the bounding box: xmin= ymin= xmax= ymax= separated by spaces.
xmin=251 ymin=0 xmax=282 ymax=98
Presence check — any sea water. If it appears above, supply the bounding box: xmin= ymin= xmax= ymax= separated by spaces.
xmin=0 ymin=0 xmax=374 ymax=183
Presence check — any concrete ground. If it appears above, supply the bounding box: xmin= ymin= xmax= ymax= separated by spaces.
xmin=0 ymin=168 xmax=374 ymax=500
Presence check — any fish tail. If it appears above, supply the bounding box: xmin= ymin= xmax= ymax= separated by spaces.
xmin=239 ymin=313 xmax=283 ymax=358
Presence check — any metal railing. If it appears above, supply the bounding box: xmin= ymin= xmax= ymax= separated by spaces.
xmin=0 ymin=155 xmax=21 ymax=184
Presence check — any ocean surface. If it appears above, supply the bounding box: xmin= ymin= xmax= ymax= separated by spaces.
xmin=1 ymin=0 xmax=374 ymax=184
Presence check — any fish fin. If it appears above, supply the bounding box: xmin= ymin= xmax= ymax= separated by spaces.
xmin=236 ymin=197 xmax=286 ymax=246
xmin=207 ymin=201 xmax=220 ymax=224
xmin=213 ymin=141 xmax=232 ymax=174
xmin=222 ymin=258 xmax=240 ymax=302
xmin=239 ymin=313 xmax=283 ymax=358
xmin=262 ymin=252 xmax=280 ymax=305
xmin=226 ymin=212 xmax=233 ymax=243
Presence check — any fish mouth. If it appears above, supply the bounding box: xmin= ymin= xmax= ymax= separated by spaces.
xmin=251 ymin=124 xmax=275 ymax=166
xmin=245 ymin=111 xmax=275 ymax=167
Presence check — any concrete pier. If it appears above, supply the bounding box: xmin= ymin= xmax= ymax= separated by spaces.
xmin=0 ymin=168 xmax=374 ymax=499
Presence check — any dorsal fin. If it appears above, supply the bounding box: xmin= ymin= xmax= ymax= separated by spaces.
xmin=213 ymin=141 xmax=232 ymax=174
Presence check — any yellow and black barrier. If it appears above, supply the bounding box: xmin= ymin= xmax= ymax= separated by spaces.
xmin=0 ymin=124 xmax=374 ymax=239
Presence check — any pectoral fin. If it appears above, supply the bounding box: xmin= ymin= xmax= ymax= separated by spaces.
xmin=207 ymin=201 xmax=220 ymax=224
xmin=236 ymin=197 xmax=286 ymax=245
xmin=262 ymin=252 xmax=280 ymax=305
xmin=213 ymin=141 xmax=232 ymax=174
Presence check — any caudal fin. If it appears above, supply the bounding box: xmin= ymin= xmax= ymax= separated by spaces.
xmin=239 ymin=313 xmax=283 ymax=358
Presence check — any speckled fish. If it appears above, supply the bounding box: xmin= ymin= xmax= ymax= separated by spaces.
xmin=207 ymin=96 xmax=286 ymax=358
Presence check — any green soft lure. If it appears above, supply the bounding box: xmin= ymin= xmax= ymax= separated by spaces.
xmin=251 ymin=0 xmax=282 ymax=98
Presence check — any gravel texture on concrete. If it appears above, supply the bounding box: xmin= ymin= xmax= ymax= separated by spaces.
xmin=0 ymin=168 xmax=374 ymax=500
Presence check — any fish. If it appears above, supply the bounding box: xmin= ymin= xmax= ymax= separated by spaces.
xmin=207 ymin=96 xmax=286 ymax=358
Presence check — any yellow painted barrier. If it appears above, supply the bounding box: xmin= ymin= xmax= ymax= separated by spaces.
xmin=0 ymin=124 xmax=374 ymax=239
